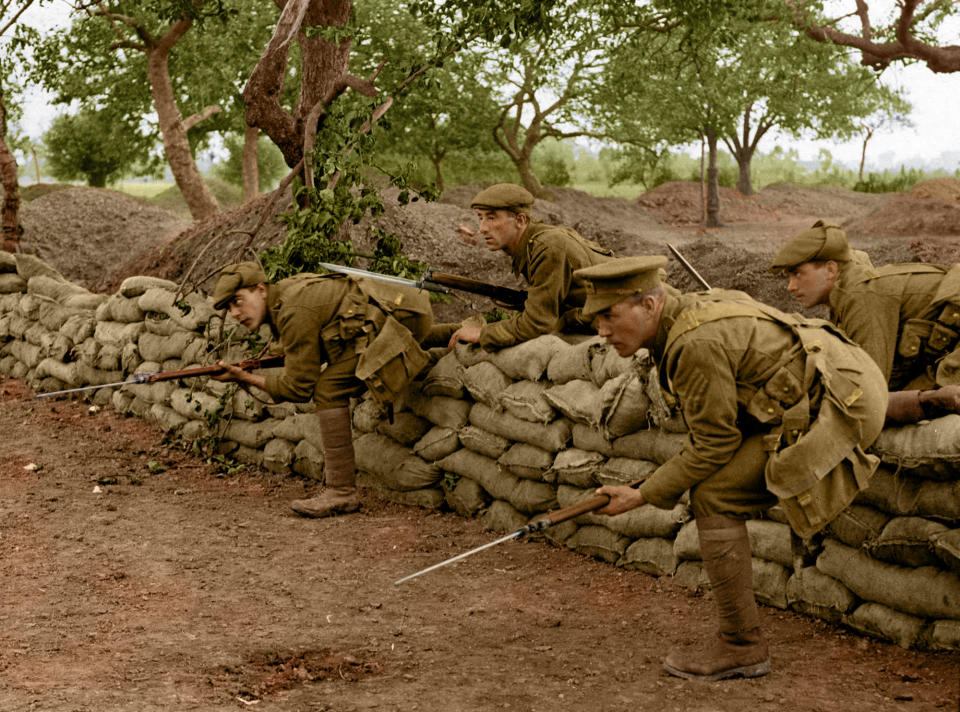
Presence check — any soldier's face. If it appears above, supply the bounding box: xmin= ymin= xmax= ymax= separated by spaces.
xmin=227 ymin=284 xmax=268 ymax=331
xmin=474 ymin=209 xmax=527 ymax=253
xmin=596 ymin=295 xmax=661 ymax=357
xmin=784 ymin=261 xmax=838 ymax=308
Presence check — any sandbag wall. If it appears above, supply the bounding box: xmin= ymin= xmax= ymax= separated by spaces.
xmin=0 ymin=250 xmax=958 ymax=651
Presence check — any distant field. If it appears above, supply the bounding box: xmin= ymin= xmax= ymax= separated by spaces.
xmin=115 ymin=181 xmax=175 ymax=199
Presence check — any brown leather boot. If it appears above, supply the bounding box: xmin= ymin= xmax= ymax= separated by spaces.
xmin=291 ymin=406 xmax=361 ymax=518
xmin=663 ymin=516 xmax=771 ymax=681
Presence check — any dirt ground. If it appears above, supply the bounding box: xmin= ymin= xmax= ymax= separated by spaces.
xmin=1 ymin=377 xmax=958 ymax=712
xmin=5 ymin=178 xmax=960 ymax=710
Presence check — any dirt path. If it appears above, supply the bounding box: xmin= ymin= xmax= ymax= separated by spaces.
xmin=0 ymin=376 xmax=958 ymax=712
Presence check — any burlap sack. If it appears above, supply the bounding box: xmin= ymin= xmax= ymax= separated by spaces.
xmin=482 ymin=499 xmax=528 ymax=533
xmin=543 ymin=379 xmax=603 ymax=427
xmin=499 ymin=381 xmax=555 ymax=423
xmin=469 ymin=402 xmax=571 ymax=452
xmin=919 ymin=619 xmax=960 ymax=652
xmin=619 ymin=537 xmax=678 ymax=576
xmin=421 ymin=351 xmax=465 ymax=399
xmin=786 ymin=566 xmax=856 ymax=622
xmin=827 ymin=504 xmax=892 ymax=549
xmin=148 ymin=403 xmax=189 ymax=433
xmin=855 ymin=467 xmax=960 ymax=521
xmin=509 ymin=478 xmax=558 ymax=514
xmin=601 ymin=372 xmax=651 ymax=438
xmin=590 ymin=344 xmax=641 ymax=385
xmin=747 ymin=520 xmax=794 ymax=568
xmin=292 ymin=439 xmax=324 ymax=479
xmin=932 ymin=528 xmax=960 ymax=575
xmin=357 ymin=471 xmax=445 ymax=509
xmin=263 ymin=438 xmax=296 ymax=474
xmin=96 ymin=294 xmax=146 ymax=323
xmin=15 ymin=253 xmax=65 ymax=282
xmin=867 ymin=516 xmax=949 ymax=569
xmin=675 ymin=561 xmax=710 ymax=589
xmin=612 ymin=429 xmax=685 ymax=464
xmin=61 ymin=314 xmax=95 ymax=344
xmin=870 ymin=415 xmax=960 ymax=480
xmin=546 ymin=336 xmax=602 ymax=383
xmin=413 ymin=426 xmax=460 ymax=462
xmin=378 ymin=412 xmax=432 ymax=447
xmin=490 ymin=334 xmax=565 ymax=381
xmin=845 ymin=602 xmax=925 ymax=649
xmin=95 ymin=320 xmax=145 ymax=347
xmin=27 ymin=275 xmax=89 ymax=302
xmin=138 ymin=288 xmax=215 ymax=332
xmin=550 ymin=448 xmax=604 ymax=488
xmin=459 ymin=425 xmax=511 ymax=459
xmin=0 ymin=250 xmax=16 ymax=272
xmin=460 ymin=361 xmax=511 ymax=408
xmin=407 ymin=393 xmax=471 ymax=429
xmin=119 ymin=275 xmax=179 ymax=298
xmin=355 ymin=432 xmax=441 ymax=491
xmin=38 ymin=300 xmax=87 ymax=332
xmin=498 ymin=442 xmax=554 ymax=481
xmin=571 ymin=423 xmax=613 ymax=455
xmin=170 ymin=388 xmax=221 ymax=421
xmin=597 ymin=457 xmax=657 ymax=487
xmin=452 ymin=342 xmax=490 ymax=367
xmin=817 ymin=538 xmax=960 ymax=620
xmin=353 ymin=398 xmax=388 ymax=433
xmin=556 ymin=484 xmax=688 ymax=538
xmin=0 ymin=273 xmax=26 ymax=294
xmin=752 ymin=558 xmax=789 ymax=609
xmin=439 ymin=448 xmax=507 ymax=498
xmin=444 ymin=475 xmax=490 ymax=517
xmin=565 ymin=525 xmax=629 ymax=564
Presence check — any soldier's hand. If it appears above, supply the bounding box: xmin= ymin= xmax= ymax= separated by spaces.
xmin=593 ymin=485 xmax=646 ymax=516
xmin=920 ymin=386 xmax=960 ymax=417
xmin=455 ymin=223 xmax=479 ymax=246
xmin=447 ymin=324 xmax=482 ymax=349
xmin=211 ymin=360 xmax=248 ymax=383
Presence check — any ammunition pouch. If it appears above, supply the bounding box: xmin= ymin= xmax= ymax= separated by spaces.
xmin=355 ymin=315 xmax=430 ymax=405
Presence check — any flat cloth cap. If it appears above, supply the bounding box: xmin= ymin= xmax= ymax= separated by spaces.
xmin=770 ymin=220 xmax=851 ymax=273
xmin=575 ymin=255 xmax=669 ymax=317
xmin=470 ymin=183 xmax=535 ymax=214
xmin=213 ymin=261 xmax=267 ymax=310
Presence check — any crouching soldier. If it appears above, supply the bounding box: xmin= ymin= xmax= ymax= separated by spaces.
xmin=211 ymin=262 xmax=434 ymax=518
xmin=575 ymin=256 xmax=888 ymax=681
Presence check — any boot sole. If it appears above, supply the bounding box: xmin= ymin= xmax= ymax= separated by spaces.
xmin=662 ymin=659 xmax=771 ymax=682
xmin=290 ymin=503 xmax=360 ymax=518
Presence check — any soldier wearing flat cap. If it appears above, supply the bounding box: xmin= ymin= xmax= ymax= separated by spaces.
xmin=444 ymin=182 xmax=614 ymax=350
xmin=771 ymin=220 xmax=960 ymax=423
xmin=577 ymin=256 xmax=887 ymax=682
xmin=210 ymin=262 xmax=434 ymax=518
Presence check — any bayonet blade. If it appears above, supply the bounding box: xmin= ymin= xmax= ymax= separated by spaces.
xmin=394 ymin=529 xmax=527 ymax=585
xmin=319 ymin=262 xmax=449 ymax=295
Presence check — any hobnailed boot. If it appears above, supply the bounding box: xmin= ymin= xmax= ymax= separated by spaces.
xmin=663 ymin=515 xmax=771 ymax=681
xmin=291 ymin=406 xmax=361 ymax=518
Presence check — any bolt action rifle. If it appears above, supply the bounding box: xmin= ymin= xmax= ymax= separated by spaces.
xmin=34 ymin=354 xmax=285 ymax=399
xmin=319 ymin=262 xmax=527 ymax=309
xmin=394 ymin=479 xmax=643 ymax=585
xmin=666 ymin=243 xmax=712 ymax=291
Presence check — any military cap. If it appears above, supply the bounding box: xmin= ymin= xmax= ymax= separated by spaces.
xmin=470 ymin=183 xmax=535 ymax=214
xmin=212 ymin=261 xmax=267 ymax=310
xmin=575 ymin=255 xmax=669 ymax=317
xmin=769 ymin=220 xmax=851 ymax=273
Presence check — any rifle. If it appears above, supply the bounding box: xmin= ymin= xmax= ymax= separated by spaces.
xmin=34 ymin=354 xmax=285 ymax=399
xmin=394 ymin=479 xmax=642 ymax=585
xmin=667 ymin=243 xmax=712 ymax=291
xmin=319 ymin=262 xmax=527 ymax=309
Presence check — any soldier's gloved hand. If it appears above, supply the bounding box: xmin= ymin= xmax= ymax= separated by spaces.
xmin=920 ymin=386 xmax=960 ymax=418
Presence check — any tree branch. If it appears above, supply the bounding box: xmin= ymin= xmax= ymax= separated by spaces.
xmin=182 ymin=105 xmax=222 ymax=131
xmin=0 ymin=0 xmax=35 ymax=38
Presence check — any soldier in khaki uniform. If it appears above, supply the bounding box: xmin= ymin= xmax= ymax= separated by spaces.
xmin=574 ymin=256 xmax=887 ymax=682
xmin=445 ymin=183 xmax=614 ymax=350
xmin=770 ymin=220 xmax=960 ymax=423
xmin=210 ymin=262 xmax=433 ymax=518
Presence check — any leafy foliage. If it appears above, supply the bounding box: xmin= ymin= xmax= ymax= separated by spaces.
xmin=42 ymin=107 xmax=143 ymax=186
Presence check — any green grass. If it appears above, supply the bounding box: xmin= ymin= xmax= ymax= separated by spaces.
xmin=568 ymin=180 xmax=647 ymax=199
xmin=115 ymin=181 xmax=175 ymax=199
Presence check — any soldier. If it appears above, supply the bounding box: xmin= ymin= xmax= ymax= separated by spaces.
xmin=770 ymin=220 xmax=960 ymax=423
xmin=210 ymin=262 xmax=433 ymax=518
xmin=445 ymin=183 xmax=614 ymax=350
xmin=574 ymin=256 xmax=887 ymax=682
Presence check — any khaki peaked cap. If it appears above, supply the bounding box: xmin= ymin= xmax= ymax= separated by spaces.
xmin=575 ymin=255 xmax=668 ymax=317
xmin=213 ymin=261 xmax=267 ymax=309
xmin=470 ymin=183 xmax=535 ymax=214
xmin=769 ymin=220 xmax=851 ymax=273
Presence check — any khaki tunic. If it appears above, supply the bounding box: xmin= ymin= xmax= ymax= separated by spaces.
xmin=478 ymin=222 xmax=613 ymax=349
xmin=637 ymin=290 xmax=887 ymax=538
xmin=829 ymin=261 xmax=960 ymax=389
xmin=262 ymin=273 xmax=432 ymax=408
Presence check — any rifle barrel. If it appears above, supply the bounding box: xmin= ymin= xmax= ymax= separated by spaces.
xmin=667 ymin=243 xmax=712 ymax=291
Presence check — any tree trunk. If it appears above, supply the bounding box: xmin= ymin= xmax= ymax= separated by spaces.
xmin=705 ymin=127 xmax=724 ymax=228
xmin=699 ymin=135 xmax=706 ymax=226
xmin=0 ymin=90 xmax=21 ymax=252
xmin=242 ymin=125 xmax=260 ymax=201
xmin=858 ymin=126 xmax=874 ymax=182
xmin=734 ymin=145 xmax=755 ymax=195
xmin=516 ymin=153 xmax=552 ymax=200
xmin=146 ymin=18 xmax=219 ymax=221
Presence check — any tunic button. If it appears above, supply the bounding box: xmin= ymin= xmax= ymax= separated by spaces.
xmin=767 ymin=407 xmax=775 ymax=414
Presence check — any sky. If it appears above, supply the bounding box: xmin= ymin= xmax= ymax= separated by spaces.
xmin=12 ymin=0 xmax=960 ymax=173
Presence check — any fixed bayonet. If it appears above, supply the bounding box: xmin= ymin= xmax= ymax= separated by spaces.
xmin=35 ymin=371 xmax=160 ymax=398
xmin=667 ymin=243 xmax=712 ymax=291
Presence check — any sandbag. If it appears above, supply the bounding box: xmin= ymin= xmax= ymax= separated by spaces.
xmin=353 ymin=398 xmax=388 ymax=433
xmin=566 ymin=525 xmax=629 ymax=564
xmin=546 ymin=336 xmax=602 ymax=384
xmin=61 ymin=313 xmax=95 ymax=344
xmin=148 ymin=403 xmax=189 ymax=433
xmin=355 ymin=432 xmax=441 ymax=491
xmin=550 ymin=448 xmax=604 ymax=488
xmin=619 ymin=537 xmax=678 ymax=576
xmin=15 ymin=253 xmax=64 ymax=282
xmin=444 ymin=475 xmax=490 ymax=517
xmin=138 ymin=287 xmax=215 ymax=332
xmin=498 ymin=442 xmax=554 ymax=481
xmin=421 ymin=351 xmax=465 ymax=399
xmin=27 ymin=275 xmax=89 ymax=302
xmin=674 ymin=561 xmax=710 ymax=589
xmin=96 ymin=293 xmax=146 ymax=323
xmin=509 ymin=478 xmax=558 ymax=514
xmin=867 ymin=516 xmax=949 ymax=568
xmin=118 ymin=275 xmax=179 ymax=298
xmin=499 ymin=381 xmax=555 ymax=423
xmin=612 ymin=429 xmax=685 ymax=464
xmin=827 ymin=504 xmax=892 ymax=549
xmin=597 ymin=457 xmax=657 ymax=487
xmin=452 ymin=342 xmax=490 ymax=367
xmin=0 ymin=273 xmax=26 ymax=294
xmin=752 ymin=558 xmax=789 ymax=609
xmin=95 ymin=320 xmax=145 ymax=347
xmin=414 ymin=426 xmax=460 ymax=462
xmin=543 ymin=379 xmax=603 ymax=427
xmin=169 ymin=388 xmax=221 ymax=421
xmin=490 ymin=334 xmax=565 ymax=381
xmin=222 ymin=420 xmax=275 ymax=449
xmin=601 ymin=372 xmax=651 ymax=438
xmin=856 ymin=467 xmax=960 ymax=521
xmin=870 ymin=415 xmax=960 ymax=480
xmin=459 ymin=425 xmax=511 ymax=459
xmin=377 ymin=411 xmax=432 ymax=447
xmin=357 ymin=471 xmax=445 ymax=509
xmin=263 ymin=438 xmax=296 ymax=474
xmin=932 ymin=529 xmax=960 ymax=575
xmin=407 ymin=393 xmax=471 ymax=430
xmin=571 ymin=423 xmax=613 ymax=456
xmin=590 ymin=344 xmax=641 ymax=385
xmin=557 ymin=484 xmax=688 ymax=538
xmin=469 ymin=402 xmax=571 ymax=453
xmin=817 ymin=538 xmax=960 ymax=620
xmin=845 ymin=602 xmax=925 ymax=650
xmin=747 ymin=519 xmax=794 ymax=568
xmin=482 ymin=499 xmax=528 ymax=534
xmin=0 ymin=250 xmax=16 ymax=272
xmin=786 ymin=566 xmax=856 ymax=622
xmin=439 ymin=448 xmax=507 ymax=499
xmin=460 ymin=361 xmax=511 ymax=408
xmin=292 ymin=440 xmax=324 ymax=480
xmin=138 ymin=331 xmax=196 ymax=364
xmin=919 ymin=619 xmax=960 ymax=652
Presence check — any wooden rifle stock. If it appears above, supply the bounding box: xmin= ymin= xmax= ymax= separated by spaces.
xmin=423 ymin=270 xmax=526 ymax=308
xmin=145 ymin=354 xmax=285 ymax=383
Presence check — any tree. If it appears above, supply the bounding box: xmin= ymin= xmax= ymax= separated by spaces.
xmin=33 ymin=1 xmax=279 ymax=220
xmin=42 ymin=107 xmax=142 ymax=186
xmin=785 ymin=0 xmax=960 ymax=73
xmin=212 ymin=130 xmax=287 ymax=199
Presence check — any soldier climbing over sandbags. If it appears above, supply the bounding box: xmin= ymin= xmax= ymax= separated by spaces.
xmin=210 ymin=261 xmax=434 ymax=518
xmin=574 ymin=256 xmax=888 ymax=682
xmin=439 ymin=183 xmax=615 ymax=350
xmin=770 ymin=220 xmax=960 ymax=424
